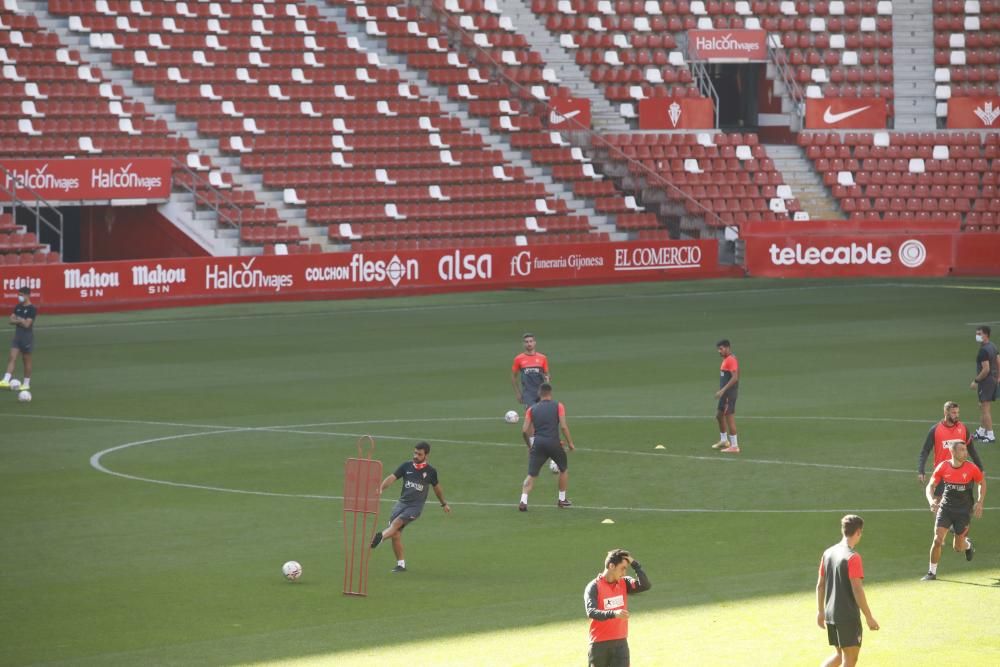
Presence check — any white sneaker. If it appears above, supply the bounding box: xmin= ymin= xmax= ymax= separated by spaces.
xmin=711 ymin=439 xmax=728 ymax=450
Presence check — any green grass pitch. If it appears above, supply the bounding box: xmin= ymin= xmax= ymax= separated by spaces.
xmin=2 ymin=278 xmax=999 ymax=666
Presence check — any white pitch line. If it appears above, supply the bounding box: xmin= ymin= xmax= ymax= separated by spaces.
xmin=87 ymin=433 xmax=1000 ymax=513
xmin=6 ymin=410 xmax=992 ymax=480
xmin=87 ymin=410 xmax=998 ymax=513
xmin=39 ymin=282 xmax=889 ymax=331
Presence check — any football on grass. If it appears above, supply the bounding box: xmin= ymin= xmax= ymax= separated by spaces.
xmin=282 ymin=561 xmax=302 ymax=581
xmin=9 ymin=379 xmax=21 ymax=391
xmin=504 ymin=410 xmax=519 ymax=424
xmin=18 ymin=390 xmax=31 ymax=403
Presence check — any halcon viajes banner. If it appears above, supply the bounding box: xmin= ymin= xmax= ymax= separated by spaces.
xmin=0 ymin=239 xmax=720 ymax=312
xmin=0 ymin=158 xmax=172 ymax=202
xmin=688 ymin=30 xmax=767 ymax=61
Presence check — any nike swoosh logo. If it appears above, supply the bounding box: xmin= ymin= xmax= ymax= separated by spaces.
xmin=822 ymin=105 xmax=871 ymax=124
xmin=550 ymin=109 xmax=581 ymax=124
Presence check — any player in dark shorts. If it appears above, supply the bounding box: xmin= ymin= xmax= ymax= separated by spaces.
xmin=971 ymin=325 xmax=998 ymax=443
xmin=584 ymin=549 xmax=651 ymax=667
xmin=1 ymin=286 xmax=36 ymax=391
xmin=712 ymin=339 xmax=740 ymax=453
xmin=917 ymin=401 xmax=984 ymax=500
xmin=369 ymin=442 xmax=450 ymax=572
xmin=922 ymin=441 xmax=986 ymax=580
xmin=816 ymin=515 xmax=879 ymax=667
xmin=511 ymin=333 xmax=557 ymax=472
xmin=511 ymin=332 xmax=550 ymax=412
xmin=518 ymin=383 xmax=575 ymax=511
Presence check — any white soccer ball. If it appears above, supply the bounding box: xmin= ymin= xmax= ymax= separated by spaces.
xmin=17 ymin=390 xmax=31 ymax=403
xmin=549 ymin=459 xmax=560 ymax=474
xmin=9 ymin=379 xmax=21 ymax=391
xmin=282 ymin=560 xmax=302 ymax=581
xmin=504 ymin=410 xmax=519 ymax=424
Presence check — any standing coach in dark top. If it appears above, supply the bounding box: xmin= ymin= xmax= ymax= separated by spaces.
xmin=2 ymin=286 xmax=35 ymax=392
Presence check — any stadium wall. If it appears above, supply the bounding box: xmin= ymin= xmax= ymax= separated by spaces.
xmin=744 ymin=227 xmax=1000 ymax=278
xmin=79 ymin=205 xmax=210 ymax=262
xmin=0 ymin=239 xmax=729 ymax=313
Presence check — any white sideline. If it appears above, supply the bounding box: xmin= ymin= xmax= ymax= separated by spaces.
xmin=38 ymin=283 xmax=887 ymax=331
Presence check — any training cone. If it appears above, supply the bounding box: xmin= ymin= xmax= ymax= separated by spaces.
xmin=601 ymin=518 xmax=615 ymax=524
xmin=654 ymin=444 xmax=665 ymax=449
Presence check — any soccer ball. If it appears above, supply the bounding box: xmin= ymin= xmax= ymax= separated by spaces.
xmin=18 ymin=390 xmax=31 ymax=403
xmin=549 ymin=459 xmax=560 ymax=474
xmin=9 ymin=379 xmax=20 ymax=391
xmin=504 ymin=410 xmax=519 ymax=424
xmin=282 ymin=560 xmax=302 ymax=581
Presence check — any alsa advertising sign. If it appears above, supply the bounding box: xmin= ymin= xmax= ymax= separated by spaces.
xmin=946 ymin=97 xmax=1000 ymax=129
xmin=0 ymin=240 xmax=718 ymax=312
xmin=548 ymin=94 xmax=591 ymax=129
xmin=638 ymin=97 xmax=715 ymax=130
xmin=0 ymin=158 xmax=172 ymax=202
xmin=805 ymin=98 xmax=888 ymax=129
xmin=744 ymin=235 xmax=953 ymax=277
xmin=688 ymin=30 xmax=767 ymax=61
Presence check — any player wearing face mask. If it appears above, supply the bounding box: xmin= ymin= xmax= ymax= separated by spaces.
xmin=1 ymin=286 xmax=36 ymax=391
xmin=970 ymin=326 xmax=999 ymax=444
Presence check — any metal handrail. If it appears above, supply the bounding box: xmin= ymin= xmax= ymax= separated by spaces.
xmin=407 ymin=0 xmax=727 ymax=229
xmin=688 ymin=60 xmax=722 ymax=129
xmin=170 ymin=158 xmax=244 ymax=256
xmin=767 ymin=40 xmax=806 ymax=126
xmin=1 ymin=165 xmax=65 ymax=261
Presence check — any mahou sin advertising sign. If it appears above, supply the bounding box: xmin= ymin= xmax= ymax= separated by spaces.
xmin=0 ymin=158 xmax=172 ymax=202
xmin=688 ymin=30 xmax=767 ymax=61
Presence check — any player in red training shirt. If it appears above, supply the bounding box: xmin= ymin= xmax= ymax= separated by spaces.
xmin=584 ymin=549 xmax=651 ymax=667
xmin=922 ymin=440 xmax=986 ymax=580
xmin=917 ymin=401 xmax=984 ymax=494
xmin=816 ymin=515 xmax=879 ymax=667
xmin=712 ymin=339 xmax=741 ymax=453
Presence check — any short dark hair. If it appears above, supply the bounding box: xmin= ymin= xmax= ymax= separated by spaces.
xmin=17 ymin=286 xmax=30 ymax=295
xmin=978 ymin=325 xmax=991 ymax=337
xmin=539 ymin=382 xmax=552 ymax=394
xmin=523 ymin=332 xmax=535 ymax=339
xmin=841 ymin=514 xmax=864 ymax=538
xmin=605 ymin=548 xmax=632 ymax=568
xmin=415 ymin=441 xmax=430 ymax=454
xmin=716 ymin=339 xmax=731 ymax=348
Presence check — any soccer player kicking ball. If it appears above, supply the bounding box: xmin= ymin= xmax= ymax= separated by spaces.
xmin=370 ymin=442 xmax=450 ymax=573
xmin=816 ymin=515 xmax=879 ymax=667
xmin=922 ymin=441 xmax=986 ymax=581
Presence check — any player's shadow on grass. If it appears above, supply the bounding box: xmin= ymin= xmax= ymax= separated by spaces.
xmin=934 ymin=576 xmax=1000 ymax=588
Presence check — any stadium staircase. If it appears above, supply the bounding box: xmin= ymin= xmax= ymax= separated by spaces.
xmin=457 ymin=0 xmax=630 ymax=132
xmin=766 ymin=143 xmax=847 ymax=220
xmin=22 ymin=0 xmax=307 ymax=255
xmin=892 ymin=0 xmax=937 ymax=130
xmin=314 ymin=0 xmax=624 ymax=240
xmin=319 ymin=0 xmax=665 ymax=240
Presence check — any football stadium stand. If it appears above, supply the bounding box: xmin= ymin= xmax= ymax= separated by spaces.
xmin=0 ymin=0 xmax=997 ymax=264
